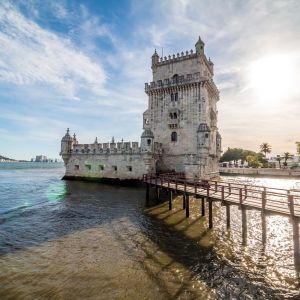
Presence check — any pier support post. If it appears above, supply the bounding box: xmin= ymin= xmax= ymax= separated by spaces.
xmin=208 ymin=199 xmax=213 ymax=229
xmin=226 ymin=204 xmax=230 ymax=229
xmin=183 ymin=194 xmax=186 ymax=210
xmin=185 ymin=194 xmax=190 ymax=218
xmin=261 ymin=212 xmax=266 ymax=245
xmin=155 ymin=187 xmax=160 ymax=204
xmin=201 ymin=197 xmax=205 ymax=216
xmin=293 ymin=219 xmax=300 ymax=274
xmin=169 ymin=191 xmax=173 ymax=211
xmin=241 ymin=208 xmax=247 ymax=245
xmin=146 ymin=183 xmax=150 ymax=206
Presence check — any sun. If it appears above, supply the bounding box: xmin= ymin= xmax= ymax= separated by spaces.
xmin=248 ymin=54 xmax=298 ymax=105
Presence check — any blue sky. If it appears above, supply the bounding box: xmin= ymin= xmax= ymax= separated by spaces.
xmin=0 ymin=0 xmax=300 ymax=160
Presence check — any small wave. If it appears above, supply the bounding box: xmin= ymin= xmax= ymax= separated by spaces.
xmin=0 ymin=199 xmax=57 ymax=224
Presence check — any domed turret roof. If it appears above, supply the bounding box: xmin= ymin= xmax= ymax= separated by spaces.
xmin=141 ymin=128 xmax=154 ymax=138
xmin=197 ymin=123 xmax=211 ymax=132
xmin=62 ymin=128 xmax=73 ymax=142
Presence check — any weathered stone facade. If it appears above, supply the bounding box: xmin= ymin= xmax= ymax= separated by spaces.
xmin=60 ymin=37 xmax=221 ymax=180
xmin=144 ymin=37 xmax=221 ymax=178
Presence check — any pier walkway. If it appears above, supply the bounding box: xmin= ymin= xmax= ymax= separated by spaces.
xmin=143 ymin=173 xmax=300 ymax=229
xmin=143 ymin=172 xmax=300 ymax=274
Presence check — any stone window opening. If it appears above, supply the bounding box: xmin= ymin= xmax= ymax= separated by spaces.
xmin=99 ymin=165 xmax=104 ymax=171
xmin=85 ymin=164 xmax=91 ymax=171
xmin=75 ymin=165 xmax=79 ymax=170
xmin=171 ymin=132 xmax=178 ymax=142
xmin=169 ymin=113 xmax=173 ymax=119
xmin=171 ymin=92 xmax=178 ymax=102
xmin=205 ymin=133 xmax=209 ymax=138
xmin=147 ymin=139 xmax=151 ymax=146
xmin=127 ymin=166 xmax=132 ymax=172
xmin=173 ymin=112 xmax=177 ymax=119
xmin=173 ymin=74 xmax=179 ymax=84
xmin=112 ymin=165 xmax=117 ymax=171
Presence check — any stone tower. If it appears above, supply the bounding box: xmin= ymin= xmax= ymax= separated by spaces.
xmin=144 ymin=37 xmax=221 ymax=179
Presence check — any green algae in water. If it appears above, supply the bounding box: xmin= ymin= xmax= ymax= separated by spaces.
xmin=45 ymin=182 xmax=67 ymax=203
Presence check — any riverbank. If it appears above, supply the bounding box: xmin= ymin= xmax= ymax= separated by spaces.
xmin=220 ymin=167 xmax=300 ymax=178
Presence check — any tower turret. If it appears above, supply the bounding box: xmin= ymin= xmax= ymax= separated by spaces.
xmin=208 ymin=57 xmax=214 ymax=75
xmin=195 ymin=36 xmax=205 ymax=55
xmin=73 ymin=133 xmax=78 ymax=145
xmin=197 ymin=123 xmax=211 ymax=156
xmin=151 ymin=49 xmax=159 ymax=67
xmin=60 ymin=128 xmax=73 ymax=165
xmin=141 ymin=129 xmax=154 ymax=153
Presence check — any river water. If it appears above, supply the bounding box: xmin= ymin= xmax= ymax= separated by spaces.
xmin=0 ymin=163 xmax=300 ymax=299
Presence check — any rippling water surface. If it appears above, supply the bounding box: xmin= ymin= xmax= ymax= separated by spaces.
xmin=1 ymin=163 xmax=300 ymax=299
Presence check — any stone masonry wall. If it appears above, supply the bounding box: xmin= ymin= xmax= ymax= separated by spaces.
xmin=65 ymin=153 xmax=155 ymax=180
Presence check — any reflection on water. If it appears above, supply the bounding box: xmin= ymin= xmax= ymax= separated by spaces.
xmin=0 ymin=169 xmax=300 ymax=299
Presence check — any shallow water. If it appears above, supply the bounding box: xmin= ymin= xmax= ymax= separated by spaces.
xmin=0 ymin=163 xmax=300 ymax=299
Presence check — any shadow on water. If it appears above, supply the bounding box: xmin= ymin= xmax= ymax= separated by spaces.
xmin=1 ymin=180 xmax=300 ymax=299
xmin=0 ymin=180 xmax=144 ymax=255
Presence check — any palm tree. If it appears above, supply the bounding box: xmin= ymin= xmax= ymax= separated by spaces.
xmin=296 ymin=141 xmax=300 ymax=155
xmin=276 ymin=155 xmax=282 ymax=169
xmin=283 ymin=152 xmax=291 ymax=167
xmin=260 ymin=143 xmax=271 ymax=158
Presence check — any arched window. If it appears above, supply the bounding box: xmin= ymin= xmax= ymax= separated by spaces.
xmin=173 ymin=112 xmax=177 ymax=119
xmin=175 ymin=92 xmax=178 ymax=101
xmin=169 ymin=113 xmax=173 ymax=119
xmin=171 ymin=92 xmax=178 ymax=102
xmin=147 ymin=139 xmax=151 ymax=145
xmin=171 ymin=132 xmax=177 ymax=142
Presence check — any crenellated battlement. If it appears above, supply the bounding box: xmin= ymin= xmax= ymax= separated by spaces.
xmin=70 ymin=139 xmax=163 ymax=155
xmin=156 ymin=50 xmax=197 ymax=66
xmin=145 ymin=71 xmax=210 ymax=92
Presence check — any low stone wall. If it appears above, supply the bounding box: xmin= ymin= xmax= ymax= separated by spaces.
xmin=220 ymin=167 xmax=300 ymax=177
xmin=64 ymin=153 xmax=154 ymax=180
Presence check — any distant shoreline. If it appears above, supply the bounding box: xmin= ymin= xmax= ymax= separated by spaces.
xmin=220 ymin=167 xmax=300 ymax=178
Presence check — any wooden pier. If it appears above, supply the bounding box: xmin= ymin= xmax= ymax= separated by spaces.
xmin=143 ymin=173 xmax=300 ymax=269
xmin=143 ymin=173 xmax=300 ymax=228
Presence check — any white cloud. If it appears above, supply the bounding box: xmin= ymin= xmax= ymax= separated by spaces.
xmin=0 ymin=2 xmax=107 ymax=100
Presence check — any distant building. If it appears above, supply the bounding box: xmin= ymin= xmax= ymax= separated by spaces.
xmin=268 ymin=155 xmax=300 ymax=168
xmin=35 ymin=155 xmax=48 ymax=162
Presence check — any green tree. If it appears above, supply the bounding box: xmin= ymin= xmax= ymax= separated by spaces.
xmin=257 ymin=152 xmax=268 ymax=167
xmin=260 ymin=143 xmax=271 ymax=158
xmin=283 ymin=152 xmax=291 ymax=167
xmin=276 ymin=155 xmax=282 ymax=168
xmin=246 ymin=155 xmax=260 ymax=168
xmin=296 ymin=141 xmax=300 ymax=155
xmin=220 ymin=148 xmax=244 ymax=164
